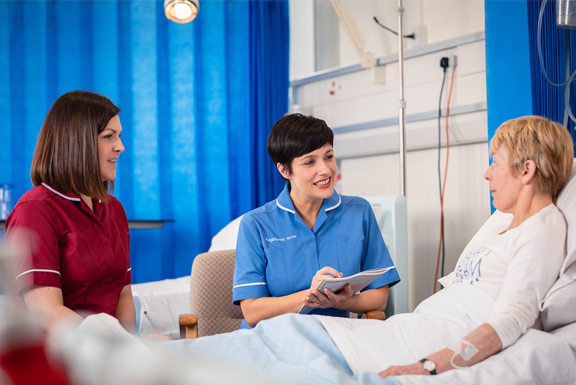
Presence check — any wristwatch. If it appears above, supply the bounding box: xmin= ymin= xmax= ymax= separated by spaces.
xmin=419 ymin=358 xmax=437 ymax=375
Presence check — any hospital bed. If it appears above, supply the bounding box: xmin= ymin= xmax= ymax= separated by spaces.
xmin=78 ymin=159 xmax=576 ymax=385
xmin=49 ymin=298 xmax=576 ymax=385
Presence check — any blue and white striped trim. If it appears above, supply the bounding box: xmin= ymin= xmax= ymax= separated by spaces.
xmin=233 ymin=282 xmax=267 ymax=290
xmin=15 ymin=269 xmax=61 ymax=281
xmin=42 ymin=183 xmax=81 ymax=202
xmin=325 ymin=196 xmax=341 ymax=212
xmin=276 ymin=200 xmax=296 ymax=214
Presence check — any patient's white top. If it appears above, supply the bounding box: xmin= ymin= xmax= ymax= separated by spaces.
xmin=316 ymin=204 xmax=566 ymax=374
xmin=439 ymin=204 xmax=566 ymax=348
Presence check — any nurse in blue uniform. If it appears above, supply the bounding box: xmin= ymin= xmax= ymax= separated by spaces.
xmin=233 ymin=113 xmax=400 ymax=328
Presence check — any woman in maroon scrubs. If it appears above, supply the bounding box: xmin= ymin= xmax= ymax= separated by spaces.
xmin=5 ymin=91 xmax=138 ymax=333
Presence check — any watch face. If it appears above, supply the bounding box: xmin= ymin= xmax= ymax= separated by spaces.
xmin=423 ymin=360 xmax=436 ymax=372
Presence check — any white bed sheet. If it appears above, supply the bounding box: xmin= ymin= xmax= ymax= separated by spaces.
xmin=49 ymin=312 xmax=576 ymax=385
xmin=319 ymin=283 xmax=495 ymax=375
xmin=132 ymin=276 xmax=190 ymax=337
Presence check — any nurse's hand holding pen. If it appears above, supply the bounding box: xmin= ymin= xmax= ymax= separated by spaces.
xmin=304 ymin=266 xmax=355 ymax=309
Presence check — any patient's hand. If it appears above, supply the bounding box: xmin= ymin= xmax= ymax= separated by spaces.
xmin=144 ymin=333 xmax=172 ymax=342
xmin=378 ymin=362 xmax=430 ymax=378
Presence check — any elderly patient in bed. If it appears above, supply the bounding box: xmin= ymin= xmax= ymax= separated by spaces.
xmin=56 ymin=115 xmax=576 ymax=383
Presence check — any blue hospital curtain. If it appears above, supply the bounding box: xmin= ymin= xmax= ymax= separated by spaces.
xmin=527 ymin=0 xmax=576 ymax=149
xmin=0 ymin=0 xmax=289 ymax=283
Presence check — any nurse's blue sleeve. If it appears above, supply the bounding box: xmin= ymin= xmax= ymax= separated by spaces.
xmin=361 ymin=203 xmax=401 ymax=290
xmin=233 ymin=215 xmax=270 ymax=305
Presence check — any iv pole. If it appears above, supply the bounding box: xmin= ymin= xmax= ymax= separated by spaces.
xmin=329 ymin=0 xmax=407 ymax=196
xmin=397 ymin=0 xmax=407 ymax=197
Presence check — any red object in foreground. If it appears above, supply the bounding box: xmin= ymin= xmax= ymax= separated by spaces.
xmin=0 ymin=339 xmax=70 ymax=385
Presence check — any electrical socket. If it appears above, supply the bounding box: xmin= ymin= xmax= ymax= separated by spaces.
xmin=440 ymin=57 xmax=449 ymax=69
xmin=371 ymin=65 xmax=386 ymax=84
xmin=440 ymin=56 xmax=458 ymax=70
xmin=410 ymin=25 xmax=427 ymax=48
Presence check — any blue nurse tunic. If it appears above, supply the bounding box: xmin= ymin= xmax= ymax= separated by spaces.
xmin=233 ymin=185 xmax=400 ymax=322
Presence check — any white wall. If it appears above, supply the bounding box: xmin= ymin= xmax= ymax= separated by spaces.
xmin=296 ymin=39 xmax=486 ymax=132
xmin=338 ymin=0 xmax=485 ymax=70
xmin=337 ymin=0 xmax=423 ymax=68
xmin=289 ymin=0 xmax=485 ymax=79
xmin=289 ymin=0 xmax=316 ymax=79
xmin=289 ymin=1 xmax=489 ymax=311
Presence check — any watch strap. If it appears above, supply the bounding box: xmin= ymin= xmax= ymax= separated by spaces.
xmin=419 ymin=358 xmax=437 ymax=375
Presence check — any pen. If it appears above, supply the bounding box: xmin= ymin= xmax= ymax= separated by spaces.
xmin=143 ymin=310 xmax=160 ymax=333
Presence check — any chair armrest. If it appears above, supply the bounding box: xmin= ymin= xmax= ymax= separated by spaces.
xmin=365 ymin=311 xmax=386 ymax=321
xmin=179 ymin=314 xmax=198 ymax=339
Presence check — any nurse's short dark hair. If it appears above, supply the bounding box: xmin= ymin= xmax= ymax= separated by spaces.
xmin=267 ymin=113 xmax=334 ymax=181
xmin=31 ymin=90 xmax=120 ymax=201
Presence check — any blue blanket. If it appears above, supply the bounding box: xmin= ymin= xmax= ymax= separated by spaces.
xmin=166 ymin=313 xmax=401 ymax=385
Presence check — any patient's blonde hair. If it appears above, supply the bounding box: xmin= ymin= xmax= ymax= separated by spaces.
xmin=491 ymin=116 xmax=574 ymax=201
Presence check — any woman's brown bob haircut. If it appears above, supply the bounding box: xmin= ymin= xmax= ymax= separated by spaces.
xmin=31 ymin=90 xmax=120 ymax=202
xmin=491 ymin=115 xmax=574 ymax=202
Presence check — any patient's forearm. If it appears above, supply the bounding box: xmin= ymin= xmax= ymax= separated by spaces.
xmin=428 ymin=323 xmax=503 ymax=374
xmin=240 ymin=290 xmax=310 ymax=327
xmin=379 ymin=323 xmax=504 ymax=378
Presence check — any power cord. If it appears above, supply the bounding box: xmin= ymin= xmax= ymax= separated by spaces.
xmin=434 ymin=59 xmax=448 ymax=294
xmin=373 ymin=17 xmax=415 ymax=39
xmin=434 ymin=57 xmax=454 ymax=294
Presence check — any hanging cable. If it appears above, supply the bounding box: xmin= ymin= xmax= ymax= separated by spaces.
xmin=538 ymin=0 xmax=568 ymax=87
xmin=434 ymin=62 xmax=447 ymax=294
xmin=373 ymin=17 xmax=415 ymax=39
xmin=443 ymin=72 xmax=455 ymax=269
xmin=434 ymin=64 xmax=454 ymax=294
xmin=537 ymin=0 xmax=576 ymax=123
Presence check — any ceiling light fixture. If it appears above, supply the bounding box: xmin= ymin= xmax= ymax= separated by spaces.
xmin=164 ymin=0 xmax=199 ymax=24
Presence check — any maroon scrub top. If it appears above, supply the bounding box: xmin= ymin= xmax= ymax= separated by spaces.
xmin=4 ymin=183 xmax=132 ymax=317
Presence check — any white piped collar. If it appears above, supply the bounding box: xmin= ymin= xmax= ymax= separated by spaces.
xmin=275 ymin=184 xmax=342 ymax=214
xmin=324 ymin=196 xmax=341 ymax=212
xmin=276 ymin=200 xmax=296 ymax=214
xmin=41 ymin=183 xmax=81 ymax=202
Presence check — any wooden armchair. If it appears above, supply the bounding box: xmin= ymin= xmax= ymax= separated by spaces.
xmin=179 ymin=250 xmax=385 ymax=339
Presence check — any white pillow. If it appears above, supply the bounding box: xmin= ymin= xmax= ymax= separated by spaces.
xmin=540 ymin=158 xmax=576 ymax=332
xmin=208 ymin=215 xmax=244 ymax=252
xmin=540 ymin=276 xmax=576 ymax=332
xmin=557 ymin=158 xmax=576 ymax=276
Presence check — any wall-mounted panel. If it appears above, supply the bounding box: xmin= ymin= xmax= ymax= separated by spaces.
xmin=333 ymin=111 xmax=488 ymax=159
xmin=294 ymin=38 xmax=486 ymax=131
xmin=292 ymin=33 xmax=489 ymax=310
